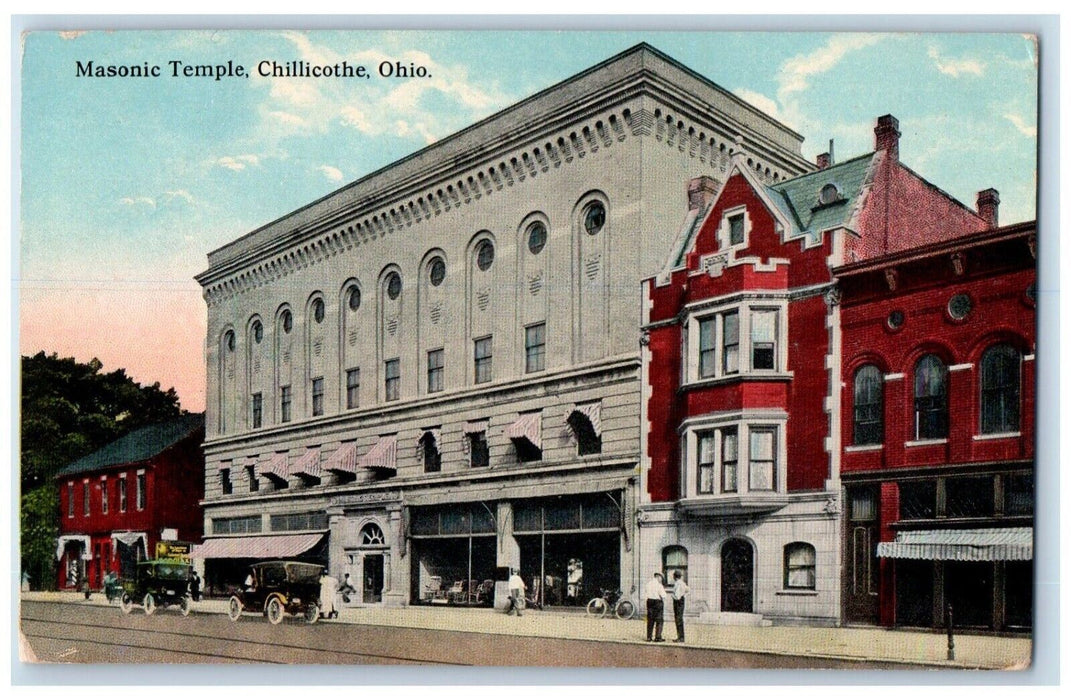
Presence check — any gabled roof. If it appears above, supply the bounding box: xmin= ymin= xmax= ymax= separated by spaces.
xmin=55 ymin=413 xmax=204 ymax=479
xmin=765 ymin=152 xmax=876 ymax=237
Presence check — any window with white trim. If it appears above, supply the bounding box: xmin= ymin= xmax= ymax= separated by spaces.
xmin=136 ymin=471 xmax=146 ymax=510
xmin=101 ymin=477 xmax=108 ymax=514
xmin=686 ymin=302 xmax=786 ymax=383
xmin=717 ymin=207 xmax=751 ymax=250
xmin=119 ymin=475 xmax=127 ymax=512
xmin=83 ymin=480 xmax=90 ymax=516
xmin=67 ymin=482 xmax=74 ymax=518
xmin=784 ymin=542 xmax=816 ymax=590
xmin=683 ymin=420 xmax=783 ymax=498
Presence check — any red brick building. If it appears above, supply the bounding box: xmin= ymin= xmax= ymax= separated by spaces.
xmin=638 ymin=115 xmax=1033 ymax=628
xmin=55 ymin=414 xmax=205 ymax=591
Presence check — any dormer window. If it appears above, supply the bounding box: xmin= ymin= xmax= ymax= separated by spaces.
xmin=729 ymin=214 xmax=745 ymax=245
xmin=718 ymin=206 xmax=751 ymax=250
xmin=819 ymin=183 xmax=840 ymax=205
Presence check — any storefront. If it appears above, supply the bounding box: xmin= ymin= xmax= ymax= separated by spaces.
xmin=409 ymin=503 xmax=498 ymax=605
xmin=195 ymin=531 xmax=328 ymax=596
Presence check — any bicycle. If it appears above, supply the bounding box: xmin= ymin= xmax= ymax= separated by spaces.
xmin=585 ymin=587 xmax=636 ymax=620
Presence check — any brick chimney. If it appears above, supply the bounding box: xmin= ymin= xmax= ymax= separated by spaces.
xmin=816 ymin=153 xmax=831 ymax=170
xmin=976 ymin=188 xmax=1000 ymax=228
xmin=688 ymin=175 xmax=719 ymax=211
xmin=874 ymin=114 xmax=900 ymax=161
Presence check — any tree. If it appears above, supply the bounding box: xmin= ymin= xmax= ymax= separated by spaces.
xmin=20 ymin=352 xmax=185 ymax=589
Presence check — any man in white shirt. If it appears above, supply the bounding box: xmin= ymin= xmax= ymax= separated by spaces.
xmin=644 ymin=572 xmax=666 ymax=642
xmin=507 ymin=570 xmax=526 ymax=616
xmin=670 ymin=570 xmax=690 ymax=643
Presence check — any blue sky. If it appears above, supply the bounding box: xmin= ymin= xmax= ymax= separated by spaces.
xmin=18 ymin=30 xmax=1039 ymax=411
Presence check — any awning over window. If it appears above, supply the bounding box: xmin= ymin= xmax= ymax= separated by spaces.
xmin=419 ymin=428 xmax=442 ymax=445
xmin=291 ymin=448 xmax=322 ymax=479
xmin=110 ymin=531 xmax=147 ymax=554
xmin=877 ymin=527 xmax=1033 ymax=561
xmin=359 ymin=435 xmax=397 ymax=471
xmin=190 ymin=533 xmax=324 ymax=560
xmin=259 ymin=452 xmax=289 ymax=480
xmin=56 ymin=535 xmax=92 ymax=561
xmin=567 ymin=402 xmax=602 ymax=437
xmin=507 ymin=412 xmax=542 ymax=450
xmin=323 ymin=442 xmax=358 ymax=474
xmin=463 ymin=420 xmax=488 ymax=435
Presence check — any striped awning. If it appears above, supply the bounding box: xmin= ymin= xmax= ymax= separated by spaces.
xmin=567 ymin=402 xmax=602 ymax=437
xmin=323 ymin=442 xmax=358 ymax=474
xmin=463 ymin=420 xmax=488 ymax=435
xmin=359 ymin=435 xmax=397 ymax=470
xmin=877 ymin=527 xmax=1033 ymax=562
xmin=419 ymin=428 xmax=442 ymax=445
xmin=291 ymin=448 xmax=322 ymax=479
xmin=259 ymin=452 xmax=289 ymax=480
xmin=190 ymin=533 xmax=324 ymax=560
xmin=507 ymin=412 xmax=542 ymax=450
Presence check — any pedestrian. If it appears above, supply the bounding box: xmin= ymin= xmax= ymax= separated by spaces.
xmin=189 ymin=570 xmax=202 ymax=602
xmin=506 ymin=570 xmax=526 ymax=616
xmin=319 ymin=570 xmax=339 ymax=619
xmin=670 ymin=570 xmax=690 ymax=643
xmin=644 ymin=571 xmax=666 ymax=642
xmin=338 ymin=572 xmax=356 ymax=603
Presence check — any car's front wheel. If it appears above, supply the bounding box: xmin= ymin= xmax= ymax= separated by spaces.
xmin=143 ymin=593 xmax=156 ymax=616
xmin=179 ymin=595 xmax=192 ymax=617
xmin=228 ymin=596 xmax=243 ymax=622
xmin=120 ymin=593 xmax=133 ymax=614
xmin=304 ymin=602 xmax=319 ymax=624
xmin=265 ymin=596 xmax=284 ymax=625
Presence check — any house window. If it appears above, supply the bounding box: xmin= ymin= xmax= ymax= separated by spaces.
xmin=525 ymin=323 xmax=546 ymax=373
xmin=281 ymin=309 xmax=293 ymax=333
xmin=784 ymin=542 xmax=817 ymax=589
xmin=360 ymin=523 xmax=386 ymax=545
xmin=527 ymin=221 xmax=547 ymax=254
xmin=474 ymin=336 xmax=492 ymax=384
xmin=723 ymin=311 xmax=740 ymax=374
xmin=312 ymin=298 xmax=325 ymax=323
xmin=914 ymin=354 xmax=948 ymax=439
xmin=748 ymin=428 xmax=776 ymax=491
xmin=945 ymin=476 xmax=994 ymax=518
xmin=728 ymin=213 xmax=745 ymax=246
xmin=980 ymin=344 xmax=1021 ymax=434
xmin=722 ymin=428 xmax=739 ymax=492
xmin=136 ymin=472 xmax=146 ymax=510
xmin=469 ymin=431 xmax=489 ymax=468
xmin=898 ymin=481 xmax=936 ymax=520
xmin=689 ymin=305 xmax=784 ymax=383
xmin=750 ymin=310 xmax=777 ymax=370
xmin=697 ymin=428 xmax=738 ymax=494
xmin=252 ymin=320 xmax=263 ymax=343
xmin=346 ymin=368 xmax=360 ymax=409
xmin=663 ymin=545 xmax=688 ymax=583
xmin=698 ymin=318 xmax=717 ymax=378
xmin=83 ymin=481 xmax=90 ymax=516
xmin=101 ymin=478 xmax=108 ymax=514
xmin=385 ymin=359 xmax=400 ymax=401
xmin=347 ymin=286 xmax=362 ymax=311
xmin=421 ymin=431 xmax=442 ymax=473
xmin=567 ymin=407 xmax=602 ymax=456
xmin=853 ymin=365 xmax=883 ymax=445
xmin=427 ymin=349 xmax=444 ymax=393
xmin=697 ymin=432 xmax=717 ymax=494
xmin=583 ymin=202 xmax=606 ymax=236
xmin=311 ymin=377 xmax=324 ymax=416
xmin=220 ymin=468 xmax=232 ymax=496
xmin=476 ymin=240 xmax=495 ymax=271
xmin=213 ymin=515 xmax=261 ymax=535
xmin=1004 ymin=473 xmax=1033 ymax=516
xmin=386 ymin=272 xmax=402 ymax=300
xmin=118 ymin=476 xmax=127 ymax=512
xmin=251 ymin=393 xmax=263 ymax=429
xmin=429 ymin=257 xmax=446 ymax=286
xmin=67 ymin=482 xmax=74 ymax=518
xmin=280 ymin=385 xmax=292 ymax=423
xmin=246 ymin=464 xmax=259 ymax=493
xmin=223 ymin=329 xmax=236 ymax=352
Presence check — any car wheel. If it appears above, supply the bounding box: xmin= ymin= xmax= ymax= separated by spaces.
xmin=120 ymin=593 xmax=133 ymax=614
xmin=180 ymin=595 xmax=192 ymax=617
xmin=143 ymin=593 xmax=156 ymax=616
xmin=266 ymin=596 xmax=284 ymax=625
xmin=228 ymin=596 xmax=243 ymax=622
xmin=304 ymin=602 xmax=319 ymax=624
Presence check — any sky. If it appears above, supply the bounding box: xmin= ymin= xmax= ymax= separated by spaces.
xmin=17 ymin=29 xmax=1039 ymax=414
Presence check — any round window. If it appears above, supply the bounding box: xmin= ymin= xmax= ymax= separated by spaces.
xmin=224 ymin=330 xmax=235 ymax=351
xmin=281 ymin=310 xmax=293 ymax=334
xmin=820 ymin=183 xmax=839 ymax=204
xmin=584 ymin=202 xmax=606 ymax=236
xmin=948 ymin=293 xmax=972 ymax=320
xmin=527 ymin=222 xmax=547 ymax=255
xmin=252 ymin=321 xmax=263 ymax=344
xmin=386 ymin=272 xmax=402 ymax=300
xmin=347 ymin=286 xmax=361 ymax=311
xmin=476 ymin=240 xmax=495 ymax=271
xmin=429 ymin=258 xmax=446 ymax=286
xmin=312 ymin=299 xmax=325 ymax=323
xmin=887 ymin=310 xmax=905 ymax=330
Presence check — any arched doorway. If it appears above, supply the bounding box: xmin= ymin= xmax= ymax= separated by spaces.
xmin=721 ymin=538 xmax=754 ymax=613
xmin=357 ymin=523 xmax=387 ymax=604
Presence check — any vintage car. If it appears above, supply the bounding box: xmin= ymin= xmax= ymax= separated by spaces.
xmin=228 ymin=561 xmax=324 ymax=625
xmin=119 ymin=559 xmax=192 ymax=616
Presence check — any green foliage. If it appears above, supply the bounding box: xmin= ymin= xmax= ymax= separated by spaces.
xmin=20 ymin=485 xmax=59 ymax=591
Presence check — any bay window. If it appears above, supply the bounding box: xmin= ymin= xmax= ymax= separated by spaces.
xmin=686 ymin=300 xmax=786 ymax=384
xmin=682 ymin=418 xmax=784 ymax=499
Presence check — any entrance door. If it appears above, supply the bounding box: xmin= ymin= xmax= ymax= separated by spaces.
xmin=721 ymin=539 xmax=754 ymax=613
xmin=843 ymin=486 xmax=880 ymax=624
xmin=363 ymin=554 xmax=384 ymax=604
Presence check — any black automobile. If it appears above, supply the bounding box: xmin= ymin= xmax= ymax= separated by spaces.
xmin=228 ymin=561 xmax=324 ymax=625
xmin=119 ymin=559 xmax=193 ymax=616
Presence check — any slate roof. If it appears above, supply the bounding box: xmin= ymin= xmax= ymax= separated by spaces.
xmin=765 ymin=152 xmax=876 ymax=237
xmin=55 ymin=413 xmax=204 ymax=479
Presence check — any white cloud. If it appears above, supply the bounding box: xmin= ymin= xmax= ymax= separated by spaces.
xmin=927 ymin=46 xmax=985 ymax=78
xmin=119 ymin=196 xmax=155 ymax=208
xmin=1003 ymin=112 xmax=1037 ymax=138
xmin=267 ymin=111 xmax=307 ymax=127
xmin=164 ymin=189 xmax=195 ymax=204
xmin=733 ymin=89 xmax=779 ymax=119
xmin=215 ymin=154 xmax=261 ymax=171
xmin=318 ymin=165 xmax=344 ymax=182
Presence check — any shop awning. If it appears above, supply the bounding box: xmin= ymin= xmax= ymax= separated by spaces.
xmin=110 ymin=531 xmax=147 ymax=554
xmin=507 ymin=412 xmax=542 ymax=450
xmin=259 ymin=452 xmax=289 ymax=480
xmin=463 ymin=420 xmax=488 ymax=435
xmin=323 ymin=442 xmax=358 ymax=474
xmin=567 ymin=402 xmax=602 ymax=437
xmin=877 ymin=527 xmax=1033 ymax=561
xmin=56 ymin=535 xmax=92 ymax=561
xmin=191 ymin=533 xmax=325 ymax=560
xmin=291 ymin=447 xmax=322 ymax=479
xmin=359 ymin=435 xmax=397 ymax=471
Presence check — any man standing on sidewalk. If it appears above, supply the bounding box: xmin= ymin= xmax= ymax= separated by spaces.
xmin=506 ymin=570 xmax=526 ymax=616
xmin=644 ymin=572 xmax=666 ymax=642
xmin=670 ymin=570 xmax=689 ymax=643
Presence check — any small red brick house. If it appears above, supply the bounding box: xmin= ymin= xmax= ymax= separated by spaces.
xmin=55 ymin=413 xmax=205 ymax=590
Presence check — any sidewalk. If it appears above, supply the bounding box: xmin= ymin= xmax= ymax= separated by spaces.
xmin=22 ymin=592 xmax=1032 ymax=670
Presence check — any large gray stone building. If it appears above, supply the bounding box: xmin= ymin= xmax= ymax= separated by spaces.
xmin=193 ymin=43 xmax=812 ymax=607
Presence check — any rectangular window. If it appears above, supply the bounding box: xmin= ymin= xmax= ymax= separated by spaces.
xmin=422 ymin=433 xmax=442 ymax=473
xmin=748 ymin=428 xmax=776 ymax=490
xmin=784 ymin=544 xmax=817 ymax=589
xmin=252 ymin=392 xmax=263 ymax=429
xmin=119 ymin=476 xmax=127 ymax=512
xmin=427 ymin=349 xmax=444 ymax=393
xmin=729 ymin=213 xmax=745 ymax=245
xmin=220 ymin=468 xmax=232 ymax=496
xmin=750 ymin=309 xmax=777 ymax=370
xmin=247 ymin=465 xmax=259 ymax=493
xmin=525 ymin=323 xmax=546 ymax=373
xmin=270 ymin=512 xmax=328 ymax=532
xmin=136 ymin=472 xmax=146 ymax=510
xmin=721 ymin=428 xmax=739 ymax=493
xmin=898 ymin=481 xmax=936 ymax=520
xmin=1004 ymin=473 xmax=1033 ymax=516
xmin=213 ymin=515 xmax=262 ymax=535
xmin=83 ymin=481 xmax=90 ymax=516
xmin=474 ymin=336 xmax=493 ymax=384
xmin=280 ymin=385 xmax=292 ymax=423
xmin=346 ymin=368 xmax=360 ymax=409
xmin=698 ymin=318 xmax=717 ymax=378
xmin=722 ymin=311 xmax=739 ymax=374
xmin=311 ymin=377 xmax=324 ymax=416
xmin=101 ymin=477 xmax=108 ymax=515
xmin=945 ymin=476 xmax=995 ymax=518
xmin=469 ymin=432 xmax=489 ymax=468
xmin=697 ymin=433 xmax=716 ymax=494
xmin=385 ymin=358 xmax=400 ymax=401
xmin=67 ymin=482 xmax=74 ymax=518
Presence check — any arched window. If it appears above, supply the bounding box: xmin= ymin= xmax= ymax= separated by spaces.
xmin=914 ymin=354 xmax=948 ymax=440
xmin=662 ymin=545 xmax=688 ymax=583
xmin=784 ymin=542 xmax=816 ymax=590
xmin=980 ymin=344 xmax=1021 ymax=434
xmin=853 ymin=365 xmax=883 ymax=445
xmin=360 ymin=523 xmax=385 ymax=546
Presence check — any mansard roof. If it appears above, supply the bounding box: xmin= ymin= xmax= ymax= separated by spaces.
xmin=55 ymin=413 xmax=205 ymax=479
xmin=766 ymin=152 xmax=877 ymax=238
